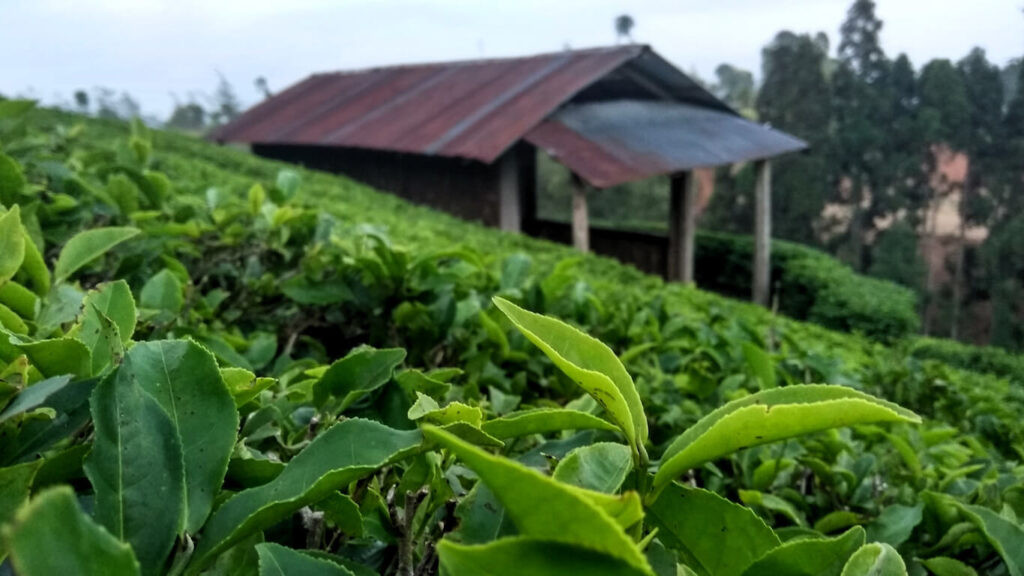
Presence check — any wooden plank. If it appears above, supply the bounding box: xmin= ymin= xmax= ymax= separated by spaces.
xmin=667 ymin=172 xmax=697 ymax=283
xmin=571 ymin=173 xmax=590 ymax=252
xmin=753 ymin=160 xmax=772 ymax=306
xmin=498 ymin=151 xmax=521 ymax=232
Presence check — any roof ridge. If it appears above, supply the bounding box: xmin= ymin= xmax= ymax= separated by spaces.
xmin=310 ymin=44 xmax=647 ymax=78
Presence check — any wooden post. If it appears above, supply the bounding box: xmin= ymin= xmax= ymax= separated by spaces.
xmin=498 ymin=152 xmax=521 ymax=232
xmin=571 ymin=173 xmax=589 ymax=252
xmin=668 ymin=172 xmax=698 ymax=283
xmin=753 ymin=160 xmax=772 ymax=306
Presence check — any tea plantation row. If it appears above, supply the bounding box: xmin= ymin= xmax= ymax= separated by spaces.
xmin=1 ymin=102 xmax=1023 ymax=575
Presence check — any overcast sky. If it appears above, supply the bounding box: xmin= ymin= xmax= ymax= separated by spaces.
xmin=4 ymin=0 xmax=1022 ymax=118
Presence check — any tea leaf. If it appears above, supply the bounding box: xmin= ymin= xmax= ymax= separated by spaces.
xmin=3 ymin=486 xmax=140 ymax=576
xmin=647 ymin=482 xmax=780 ymax=576
xmin=0 ymin=205 xmax=25 ymax=284
xmin=255 ymin=543 xmax=354 ymax=576
xmin=424 ymin=425 xmax=650 ymax=572
xmin=481 ymin=408 xmax=618 ymax=439
xmin=840 ymin=543 xmax=907 ymax=576
xmin=125 ymin=340 xmax=238 ymax=533
xmin=54 ymin=226 xmax=140 ymax=283
xmin=492 ymin=297 xmax=647 ymax=450
xmin=738 ymin=527 xmax=865 ymax=576
xmin=191 ymin=419 xmax=421 ymax=571
xmin=438 ymin=537 xmax=651 ymax=576
xmin=85 ymin=363 xmax=185 ymax=576
xmin=654 ymin=386 xmax=920 ymax=490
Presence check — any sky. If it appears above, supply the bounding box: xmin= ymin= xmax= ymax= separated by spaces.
xmin=3 ymin=0 xmax=1022 ymax=119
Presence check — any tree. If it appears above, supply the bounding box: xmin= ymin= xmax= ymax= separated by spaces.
xmin=830 ymin=0 xmax=892 ymax=270
xmin=754 ymin=31 xmax=832 ymax=245
xmin=713 ymin=64 xmax=756 ymax=116
xmin=166 ymin=101 xmax=207 ymax=133
xmin=208 ymin=74 xmax=241 ymax=127
xmin=254 ymin=77 xmax=272 ymax=100
xmin=614 ymin=14 xmax=634 ymax=44
xmin=73 ymin=90 xmax=90 ymax=115
xmin=94 ymin=88 xmax=141 ymax=121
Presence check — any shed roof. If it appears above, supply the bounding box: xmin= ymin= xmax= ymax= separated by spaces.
xmin=526 ymin=100 xmax=807 ymax=188
xmin=213 ymin=45 xmax=807 ymax=187
xmin=212 ymin=46 xmax=644 ymax=162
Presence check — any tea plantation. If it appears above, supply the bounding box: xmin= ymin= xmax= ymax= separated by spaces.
xmin=1 ymin=101 xmax=1023 ymax=575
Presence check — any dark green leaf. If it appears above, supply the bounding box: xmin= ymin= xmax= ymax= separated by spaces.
xmin=647 ymin=482 xmax=780 ymax=576
xmin=84 ymin=364 xmax=185 ymax=576
xmin=255 ymin=543 xmax=354 ymax=576
xmin=190 ymin=419 xmax=421 ymax=572
xmin=125 ymin=340 xmax=238 ymax=533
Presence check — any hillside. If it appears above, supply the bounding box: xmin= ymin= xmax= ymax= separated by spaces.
xmin=3 ymin=104 xmax=1024 ymax=574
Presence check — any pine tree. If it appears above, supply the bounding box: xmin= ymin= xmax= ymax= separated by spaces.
xmin=755 ymin=31 xmax=831 ymax=245
xmin=831 ymin=0 xmax=892 ymax=270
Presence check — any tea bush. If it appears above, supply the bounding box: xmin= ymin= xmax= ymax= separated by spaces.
xmin=1 ymin=102 xmax=1023 ymax=575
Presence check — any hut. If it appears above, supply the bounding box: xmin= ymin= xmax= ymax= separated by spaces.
xmin=212 ymin=45 xmax=806 ymax=305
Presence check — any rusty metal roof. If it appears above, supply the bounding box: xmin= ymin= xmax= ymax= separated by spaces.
xmin=211 ymin=45 xmax=645 ymax=163
xmin=213 ymin=45 xmax=808 ymax=185
xmin=526 ymin=100 xmax=808 ymax=188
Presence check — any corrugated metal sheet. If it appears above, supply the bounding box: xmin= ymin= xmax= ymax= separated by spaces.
xmin=526 ymin=100 xmax=808 ymax=188
xmin=211 ymin=46 xmax=644 ymax=163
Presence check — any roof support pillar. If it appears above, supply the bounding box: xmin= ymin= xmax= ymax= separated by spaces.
xmin=668 ymin=171 xmax=697 ymax=283
xmin=571 ymin=173 xmax=589 ymax=252
xmin=753 ymin=159 xmax=772 ymax=306
xmin=498 ymin=151 xmax=521 ymax=232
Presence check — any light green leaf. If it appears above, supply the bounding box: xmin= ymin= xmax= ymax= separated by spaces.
xmin=2 ymin=486 xmax=140 ymax=576
xmin=424 ymin=425 xmax=651 ymax=572
xmin=82 ymin=304 xmax=123 ymax=376
xmin=18 ymin=226 xmax=50 ymax=296
xmin=84 ymin=363 xmax=185 ymax=576
xmin=955 ymin=503 xmax=1024 ymax=576
xmin=647 ymin=482 xmax=780 ymax=576
xmin=739 ymin=527 xmax=866 ymax=576
xmin=919 ymin=557 xmax=978 ymax=576
xmin=140 ymin=269 xmax=183 ymax=313
xmin=481 ymin=408 xmax=618 ymax=439
xmin=741 ymin=342 xmax=775 ymax=389
xmin=0 ymin=204 xmax=25 ymax=284
xmin=653 ymin=386 xmax=920 ymax=490
xmin=125 ymin=340 xmax=238 ymax=534
xmin=407 ymin=392 xmax=483 ymax=427
xmin=54 ymin=226 xmax=140 ymax=283
xmin=840 ymin=543 xmax=907 ymax=576
xmin=866 ymin=504 xmax=923 ymax=548
xmin=438 ymin=537 xmax=652 ymax=576
xmin=739 ymin=489 xmax=807 ymax=527
xmin=492 ymin=297 xmax=647 ymax=450
xmin=0 ymin=153 xmax=27 ymax=207
xmin=222 ymin=367 xmax=275 ymax=407
xmin=255 ymin=543 xmax=355 ymax=576
xmin=436 ymin=421 xmax=505 ymax=448
xmin=0 ymin=302 xmax=27 ymax=333
xmin=190 ymin=419 xmax=421 ymax=572
xmin=312 ymin=347 xmax=406 ymax=408
xmin=0 ymin=280 xmax=36 ymax=319
xmin=73 ymin=280 xmax=137 ymax=344
xmin=553 ymin=443 xmax=632 ymax=493
xmin=814 ymin=511 xmax=864 ymax=535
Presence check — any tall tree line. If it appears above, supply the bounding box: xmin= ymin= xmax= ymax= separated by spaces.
xmin=706 ymin=0 xmax=1024 ymax=348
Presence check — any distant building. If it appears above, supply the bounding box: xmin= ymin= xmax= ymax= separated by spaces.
xmin=213 ymin=45 xmax=805 ymax=304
